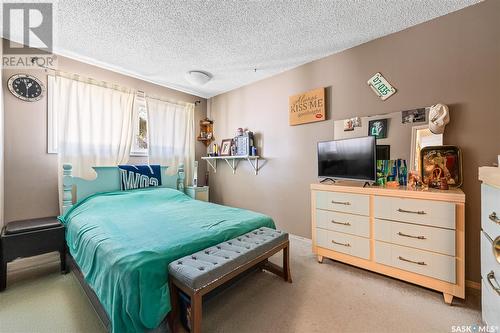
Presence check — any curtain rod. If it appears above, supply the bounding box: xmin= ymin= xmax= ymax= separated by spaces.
xmin=39 ymin=62 xmax=201 ymax=107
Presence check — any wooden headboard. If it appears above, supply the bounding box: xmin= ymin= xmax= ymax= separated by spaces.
xmin=62 ymin=163 xmax=185 ymax=214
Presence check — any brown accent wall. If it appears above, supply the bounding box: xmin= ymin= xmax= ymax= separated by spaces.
xmin=209 ymin=0 xmax=500 ymax=283
xmin=2 ymin=52 xmax=207 ymax=224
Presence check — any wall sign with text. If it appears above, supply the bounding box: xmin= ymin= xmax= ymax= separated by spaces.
xmin=367 ymin=72 xmax=397 ymax=101
xmin=289 ymin=87 xmax=325 ymax=126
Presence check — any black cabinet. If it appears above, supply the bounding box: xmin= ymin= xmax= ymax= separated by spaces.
xmin=1 ymin=217 xmax=66 ymax=291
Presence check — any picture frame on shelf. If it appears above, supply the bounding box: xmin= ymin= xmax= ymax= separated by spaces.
xmin=220 ymin=139 xmax=232 ymax=156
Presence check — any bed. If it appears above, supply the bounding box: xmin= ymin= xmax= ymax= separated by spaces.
xmin=59 ymin=164 xmax=276 ymax=333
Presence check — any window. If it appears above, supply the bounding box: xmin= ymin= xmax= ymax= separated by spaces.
xmin=48 ymin=82 xmax=150 ymax=157
xmin=47 ymin=76 xmax=193 ymax=170
xmin=130 ymin=91 xmax=149 ymax=156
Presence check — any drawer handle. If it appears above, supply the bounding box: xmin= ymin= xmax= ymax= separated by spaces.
xmin=397 ymin=208 xmax=426 ymax=215
xmin=332 ymin=240 xmax=351 ymax=247
xmin=486 ymin=271 xmax=500 ymax=296
xmin=331 ymin=200 xmax=351 ymax=206
xmin=331 ymin=220 xmax=351 ymax=226
xmin=397 ymin=232 xmax=426 ymax=240
xmin=489 ymin=212 xmax=500 ymax=225
xmin=398 ymin=256 xmax=426 ymax=266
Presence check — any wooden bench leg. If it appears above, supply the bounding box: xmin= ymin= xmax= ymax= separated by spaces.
xmin=258 ymin=258 xmax=269 ymax=271
xmin=260 ymin=241 xmax=292 ymax=283
xmin=283 ymin=242 xmax=292 ymax=283
xmin=191 ymin=292 xmax=202 ymax=333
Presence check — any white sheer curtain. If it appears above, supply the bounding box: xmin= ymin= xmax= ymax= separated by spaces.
xmin=50 ymin=75 xmax=135 ymax=179
xmin=147 ymin=98 xmax=195 ymax=185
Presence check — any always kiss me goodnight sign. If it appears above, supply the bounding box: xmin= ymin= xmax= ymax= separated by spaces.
xmin=289 ymin=87 xmax=325 ymax=126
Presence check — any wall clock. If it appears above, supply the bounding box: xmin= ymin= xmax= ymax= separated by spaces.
xmin=7 ymin=74 xmax=45 ymax=102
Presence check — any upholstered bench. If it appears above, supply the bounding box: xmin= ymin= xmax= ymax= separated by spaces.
xmin=168 ymin=227 xmax=291 ymax=333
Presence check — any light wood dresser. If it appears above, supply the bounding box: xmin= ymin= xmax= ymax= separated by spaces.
xmin=311 ymin=182 xmax=465 ymax=304
xmin=479 ymin=167 xmax=500 ymax=328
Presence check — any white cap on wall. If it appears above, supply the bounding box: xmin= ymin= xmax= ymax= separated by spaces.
xmin=429 ymin=103 xmax=450 ymax=134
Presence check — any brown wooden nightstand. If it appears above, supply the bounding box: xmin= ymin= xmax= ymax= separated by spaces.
xmin=0 ymin=217 xmax=66 ymax=291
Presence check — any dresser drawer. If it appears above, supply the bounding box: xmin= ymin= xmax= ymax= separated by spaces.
xmin=374 ymin=196 xmax=455 ymax=229
xmin=317 ymin=210 xmax=370 ymax=238
xmin=481 ymin=231 xmax=500 ymax=285
xmin=375 ymin=241 xmax=455 ymax=283
xmin=482 ymin=184 xmax=500 ymax=240
xmin=315 ymin=191 xmax=369 ymax=216
xmin=482 ymin=279 xmax=500 ymax=328
xmin=316 ymin=229 xmax=370 ymax=260
xmin=374 ymin=219 xmax=455 ymax=256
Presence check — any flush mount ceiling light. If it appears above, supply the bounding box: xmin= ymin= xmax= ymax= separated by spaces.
xmin=185 ymin=71 xmax=212 ymax=86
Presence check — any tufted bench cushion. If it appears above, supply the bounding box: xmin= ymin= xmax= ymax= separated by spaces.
xmin=168 ymin=227 xmax=288 ymax=290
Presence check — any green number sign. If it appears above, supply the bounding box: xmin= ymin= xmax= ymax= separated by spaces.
xmin=367 ymin=72 xmax=397 ymax=101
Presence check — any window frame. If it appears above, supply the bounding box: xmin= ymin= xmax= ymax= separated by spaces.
xmin=130 ymin=91 xmax=149 ymax=157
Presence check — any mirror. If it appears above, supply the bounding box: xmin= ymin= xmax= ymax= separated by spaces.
xmin=410 ymin=125 xmax=443 ymax=174
xmin=334 ymin=108 xmax=443 ymax=174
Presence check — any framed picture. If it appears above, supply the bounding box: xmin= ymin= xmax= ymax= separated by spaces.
xmin=220 ymin=139 xmax=232 ymax=156
xmin=343 ymin=117 xmax=361 ymax=131
xmin=343 ymin=119 xmax=354 ymax=131
xmin=368 ymin=119 xmax=388 ymax=139
xmin=420 ymin=145 xmax=462 ymax=188
xmin=402 ymin=108 xmax=426 ymax=124
xmin=352 ymin=117 xmax=361 ymax=128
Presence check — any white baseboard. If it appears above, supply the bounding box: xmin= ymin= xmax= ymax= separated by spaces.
xmin=289 ymin=234 xmax=312 ymax=244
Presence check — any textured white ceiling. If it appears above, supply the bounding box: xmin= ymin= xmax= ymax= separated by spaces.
xmin=49 ymin=0 xmax=482 ymax=98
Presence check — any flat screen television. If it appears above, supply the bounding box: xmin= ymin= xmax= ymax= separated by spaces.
xmin=318 ymin=136 xmax=376 ymax=182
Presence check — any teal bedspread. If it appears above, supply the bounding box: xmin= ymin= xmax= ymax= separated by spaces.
xmin=59 ymin=188 xmax=275 ymax=333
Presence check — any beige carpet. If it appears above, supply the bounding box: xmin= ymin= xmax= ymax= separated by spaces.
xmin=0 ymin=237 xmax=481 ymax=333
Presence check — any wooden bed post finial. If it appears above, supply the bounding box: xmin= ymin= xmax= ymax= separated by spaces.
xmin=62 ymin=163 xmax=74 ymax=214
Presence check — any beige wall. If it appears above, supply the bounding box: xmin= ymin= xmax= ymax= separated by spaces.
xmin=2 ymin=52 xmax=207 ymax=223
xmin=209 ymin=0 xmax=500 ymax=283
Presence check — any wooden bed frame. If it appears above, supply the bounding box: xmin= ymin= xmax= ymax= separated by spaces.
xmin=67 ymin=253 xmax=111 ymax=330
xmin=62 ymin=163 xmax=184 ymax=332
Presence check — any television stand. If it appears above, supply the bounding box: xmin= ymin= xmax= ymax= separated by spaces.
xmin=320 ymin=178 xmax=336 ymax=184
xmin=363 ymin=182 xmax=371 ymax=188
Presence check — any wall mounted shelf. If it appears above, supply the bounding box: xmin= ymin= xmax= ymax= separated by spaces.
xmin=197 ymin=118 xmax=214 ymax=147
xmin=201 ymin=156 xmax=262 ymax=175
